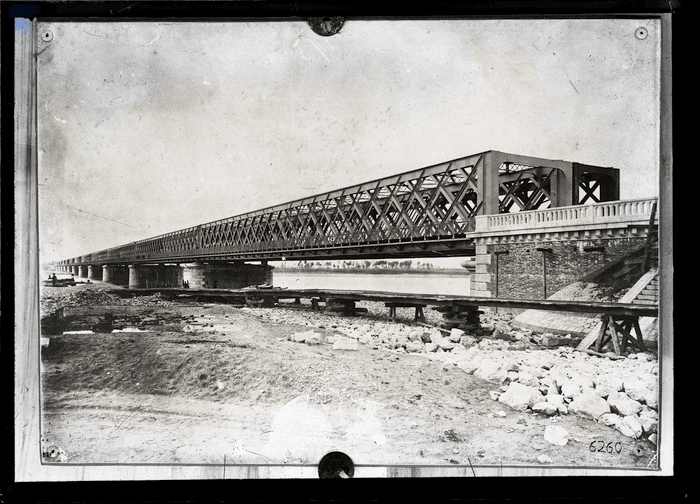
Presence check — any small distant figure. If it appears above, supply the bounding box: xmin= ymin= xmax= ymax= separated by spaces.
xmin=212 ymin=280 xmax=218 ymax=289
xmin=51 ymin=274 xmax=57 ymax=286
xmin=203 ymin=280 xmax=208 ymax=289
xmin=86 ymin=279 xmax=92 ymax=284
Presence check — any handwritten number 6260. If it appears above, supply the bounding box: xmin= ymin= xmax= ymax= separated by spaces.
xmin=589 ymin=441 xmax=622 ymax=453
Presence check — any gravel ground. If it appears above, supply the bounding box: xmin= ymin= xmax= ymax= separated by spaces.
xmin=39 ymin=284 xmax=660 ymax=468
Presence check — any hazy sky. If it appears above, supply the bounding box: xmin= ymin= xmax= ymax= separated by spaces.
xmin=36 ymin=18 xmax=661 ymax=263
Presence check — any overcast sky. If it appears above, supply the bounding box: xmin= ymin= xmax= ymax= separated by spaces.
xmin=36 ymin=18 xmax=661 ymax=263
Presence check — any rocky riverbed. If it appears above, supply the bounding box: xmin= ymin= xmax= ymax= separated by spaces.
xmin=39 ymin=285 xmax=660 ymax=468
xmin=251 ymin=299 xmax=661 ymax=446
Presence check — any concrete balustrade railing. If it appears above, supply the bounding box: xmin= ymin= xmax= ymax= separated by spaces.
xmin=475 ymin=197 xmax=658 ymax=233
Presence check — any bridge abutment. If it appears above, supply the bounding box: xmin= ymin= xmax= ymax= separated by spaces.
xmin=473 ymin=234 xmax=654 ymax=301
xmin=470 ymin=200 xmax=658 ymax=300
xmin=128 ymin=264 xmax=184 ymax=289
xmin=102 ymin=265 xmax=129 ymax=285
xmin=182 ymin=262 xmax=274 ymax=289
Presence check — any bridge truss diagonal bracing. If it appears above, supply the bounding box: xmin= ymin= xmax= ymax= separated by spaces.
xmin=197 ymin=154 xmax=482 ymax=256
xmin=59 ymin=151 xmax=622 ymax=266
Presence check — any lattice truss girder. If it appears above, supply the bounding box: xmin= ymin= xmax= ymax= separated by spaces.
xmin=498 ymin=163 xmax=558 ymax=213
xmin=578 ymin=172 xmax=606 ymax=204
xmin=148 ymin=158 xmax=483 ymax=256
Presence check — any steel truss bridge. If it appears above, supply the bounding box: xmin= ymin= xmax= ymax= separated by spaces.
xmin=59 ymin=150 xmax=620 ymax=266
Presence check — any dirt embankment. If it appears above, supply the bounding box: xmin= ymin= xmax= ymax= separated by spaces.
xmin=40 ymin=286 xmax=658 ymax=469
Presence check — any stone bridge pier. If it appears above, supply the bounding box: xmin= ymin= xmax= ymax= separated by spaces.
xmin=182 ymin=261 xmax=274 ymax=289
xmin=128 ymin=264 xmax=184 ymax=289
xmin=78 ymin=265 xmax=88 ymax=278
xmin=87 ymin=265 xmax=103 ymax=282
xmin=102 ymin=265 xmax=130 ymax=285
xmin=123 ymin=261 xmax=274 ymax=289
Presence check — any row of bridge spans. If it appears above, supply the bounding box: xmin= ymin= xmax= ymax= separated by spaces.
xmin=59 ymin=150 xmax=620 ymax=266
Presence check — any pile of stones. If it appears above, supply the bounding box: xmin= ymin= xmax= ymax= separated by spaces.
xmin=41 ymin=287 xmax=174 ymax=318
xmin=286 ymin=315 xmax=658 ymax=444
xmin=485 ymin=348 xmax=659 ymax=443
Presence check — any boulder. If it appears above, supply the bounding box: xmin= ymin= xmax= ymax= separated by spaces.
xmin=494 ymin=331 xmax=513 ymax=341
xmin=460 ymin=335 xmax=477 ymax=348
xmin=449 ymin=328 xmax=465 ymax=342
xmin=568 ymin=392 xmax=610 ymax=420
xmin=332 ymin=336 xmax=359 ymax=351
xmin=478 ymin=339 xmax=493 ymax=350
xmin=643 ymin=384 xmax=659 ymax=409
xmin=358 ymin=333 xmax=373 ymax=345
xmin=571 ymin=374 xmax=594 ymax=390
xmin=637 ymin=407 xmax=658 ymax=434
xmin=407 ymin=330 xmax=423 ymax=342
xmin=541 ymin=334 xmax=560 ymax=347
xmin=593 ymin=373 xmax=624 ymax=399
xmin=436 ymin=339 xmax=457 ymax=351
xmin=304 ymin=333 xmax=322 ymax=345
xmin=292 ymin=331 xmax=309 ymax=343
xmin=405 ymin=341 xmax=424 ymax=354
xmin=450 ymin=344 xmax=467 ymax=353
xmin=498 ymin=382 xmax=544 ymax=412
xmin=545 ymin=393 xmax=566 ymax=409
xmin=532 ymin=402 xmax=558 ymax=416
xmin=517 ymin=371 xmax=540 ymax=388
xmin=475 ymin=360 xmax=506 ymax=383
xmin=560 ymin=379 xmax=581 ymax=399
xmin=420 ymin=332 xmax=432 ymax=343
xmin=544 ymin=393 xmax=569 ymax=415
xmin=543 ymin=425 xmax=569 ymax=446
xmin=599 ymin=413 xmax=623 ymax=426
xmin=504 ymin=360 xmax=520 ymax=372
xmin=608 ymin=392 xmax=643 ymax=417
xmin=623 ymin=379 xmax=649 ymax=403
xmin=456 ymin=360 xmax=480 ymax=374
xmin=616 ymin=415 xmax=643 ymax=439
xmin=425 ymin=342 xmax=438 ymax=353
xmin=641 ymin=373 xmax=658 ymax=392
xmin=537 ymin=454 xmax=553 ymax=464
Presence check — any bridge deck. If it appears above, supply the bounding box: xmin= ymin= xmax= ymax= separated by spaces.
xmin=109 ymin=287 xmax=658 ymax=318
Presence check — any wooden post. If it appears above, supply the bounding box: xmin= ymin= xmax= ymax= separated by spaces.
xmin=493 ymin=250 xmax=509 ymax=309
xmin=536 ymin=248 xmax=553 ymax=299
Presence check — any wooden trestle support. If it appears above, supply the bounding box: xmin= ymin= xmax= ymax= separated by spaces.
xmin=593 ymin=314 xmax=647 ymax=355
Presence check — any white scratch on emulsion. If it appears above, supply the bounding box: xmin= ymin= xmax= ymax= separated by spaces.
xmin=144 ymin=34 xmax=160 ymax=47
xmin=302 ymin=35 xmax=330 ymax=63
